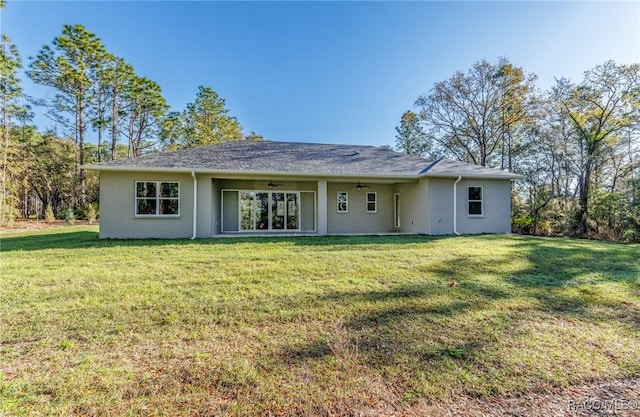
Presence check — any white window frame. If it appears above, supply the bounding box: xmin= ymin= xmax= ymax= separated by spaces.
xmin=366 ymin=192 xmax=377 ymax=213
xmin=337 ymin=191 xmax=348 ymax=213
xmin=134 ymin=181 xmax=180 ymax=217
xmin=468 ymin=186 xmax=483 ymax=217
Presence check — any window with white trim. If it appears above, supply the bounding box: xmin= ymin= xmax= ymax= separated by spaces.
xmin=135 ymin=181 xmax=180 ymax=216
xmin=366 ymin=192 xmax=377 ymax=213
xmin=337 ymin=192 xmax=348 ymax=213
xmin=468 ymin=186 xmax=483 ymax=216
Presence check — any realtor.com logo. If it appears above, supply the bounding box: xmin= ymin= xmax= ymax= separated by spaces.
xmin=568 ymin=399 xmax=639 ymax=412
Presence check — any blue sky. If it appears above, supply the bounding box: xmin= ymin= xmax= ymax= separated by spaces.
xmin=2 ymin=1 xmax=639 ymax=147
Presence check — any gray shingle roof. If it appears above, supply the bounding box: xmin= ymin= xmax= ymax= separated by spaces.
xmin=86 ymin=141 xmax=523 ymax=179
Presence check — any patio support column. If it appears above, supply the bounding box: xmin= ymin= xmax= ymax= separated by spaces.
xmin=317 ymin=179 xmax=328 ymax=235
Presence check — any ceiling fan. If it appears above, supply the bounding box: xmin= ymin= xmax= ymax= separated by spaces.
xmin=355 ymin=182 xmax=371 ymax=190
xmin=267 ymin=181 xmax=283 ymax=189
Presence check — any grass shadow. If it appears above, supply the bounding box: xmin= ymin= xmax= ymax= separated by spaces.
xmin=273 ymin=237 xmax=639 ymax=399
xmin=506 ymin=237 xmax=640 ymax=327
xmin=0 ymin=227 xmax=456 ymax=252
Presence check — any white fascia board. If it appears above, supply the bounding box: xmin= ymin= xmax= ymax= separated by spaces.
xmin=419 ymin=172 xmax=526 ymax=180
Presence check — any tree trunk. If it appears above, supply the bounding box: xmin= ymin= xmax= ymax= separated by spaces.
xmin=78 ymin=94 xmax=86 ymax=208
xmin=578 ymin=162 xmax=592 ymax=237
xmin=111 ymin=100 xmax=118 ymax=160
xmin=97 ymin=122 xmax=102 ymax=163
xmin=1 ymin=80 xmax=8 ymax=224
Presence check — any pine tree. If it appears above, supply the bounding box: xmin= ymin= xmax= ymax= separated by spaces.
xmin=394 ymin=110 xmax=428 ymax=157
xmin=64 ymin=206 xmax=76 ymax=224
xmin=27 ymin=24 xmax=108 ymax=207
xmin=167 ymin=86 xmax=243 ymax=149
xmin=0 ymin=33 xmax=24 ymax=224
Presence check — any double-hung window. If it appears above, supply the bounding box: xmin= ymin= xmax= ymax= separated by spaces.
xmin=135 ymin=181 xmax=180 ymax=216
xmin=366 ymin=192 xmax=377 ymax=213
xmin=468 ymin=186 xmax=483 ymax=216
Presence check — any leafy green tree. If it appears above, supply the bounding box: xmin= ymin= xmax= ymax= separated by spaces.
xmin=121 ymin=75 xmax=168 ymax=157
xmin=159 ymin=111 xmax=184 ymax=151
xmin=20 ymin=130 xmax=77 ymax=218
xmin=394 ymin=110 xmax=428 ymax=157
xmin=27 ymin=24 xmax=108 ymax=207
xmin=165 ymin=86 xmax=243 ymax=148
xmin=552 ymin=61 xmax=640 ymax=236
xmin=517 ymin=110 xmax=568 ymax=234
xmin=244 ymin=131 xmax=265 ymax=142
xmin=415 ymin=58 xmax=536 ymax=167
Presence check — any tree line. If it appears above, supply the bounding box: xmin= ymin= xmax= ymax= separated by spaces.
xmin=394 ymin=58 xmax=640 ymax=242
xmin=1 ymin=12 xmax=261 ymax=223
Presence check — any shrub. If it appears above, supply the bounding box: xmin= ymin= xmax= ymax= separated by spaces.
xmin=86 ymin=204 xmax=97 ymax=225
xmin=0 ymin=195 xmax=19 ymax=226
xmin=64 ymin=207 xmax=76 ymax=225
xmin=44 ymin=204 xmax=55 ymax=223
xmin=512 ymin=215 xmax=533 ymax=234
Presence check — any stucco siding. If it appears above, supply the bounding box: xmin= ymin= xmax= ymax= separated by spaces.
xmin=395 ymin=180 xmax=429 ymax=234
xmin=211 ymin=179 xmax=221 ymax=235
xmin=456 ymin=179 xmax=512 ymax=234
xmin=222 ymin=190 xmax=239 ymax=232
xmin=196 ymin=175 xmax=212 ymax=238
xmin=99 ymin=172 xmax=513 ymax=238
xmin=219 ymin=179 xmax=317 ymax=192
xmin=99 ymin=171 xmax=194 ymax=239
xmin=326 ymin=183 xmax=395 ymax=234
xmin=300 ymin=191 xmax=315 ymax=231
xmin=427 ymin=178 xmax=512 ymax=234
xmin=428 ymin=178 xmax=454 ymax=235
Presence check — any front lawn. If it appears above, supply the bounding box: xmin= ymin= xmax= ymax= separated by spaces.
xmin=1 ymin=227 xmax=639 ymax=415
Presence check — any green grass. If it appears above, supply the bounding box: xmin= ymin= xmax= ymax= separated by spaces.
xmin=1 ymin=227 xmax=639 ymax=415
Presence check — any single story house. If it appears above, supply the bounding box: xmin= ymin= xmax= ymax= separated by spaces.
xmin=85 ymin=141 xmax=524 ymax=239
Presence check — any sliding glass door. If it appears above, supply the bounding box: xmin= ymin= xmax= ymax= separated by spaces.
xmin=271 ymin=192 xmax=285 ymax=230
xmin=239 ymin=191 xmax=300 ymax=232
xmin=287 ymin=193 xmax=298 ymax=230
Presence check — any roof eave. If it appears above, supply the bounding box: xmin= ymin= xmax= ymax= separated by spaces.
xmin=419 ymin=172 xmax=526 ymax=180
xmin=82 ymin=164 xmax=420 ymax=181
